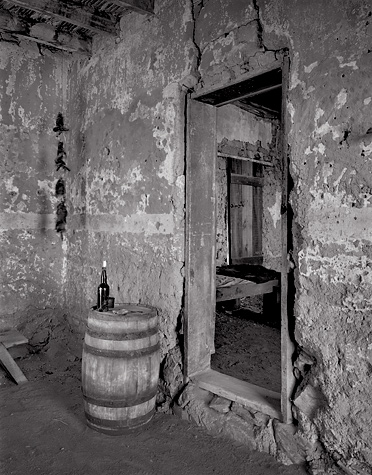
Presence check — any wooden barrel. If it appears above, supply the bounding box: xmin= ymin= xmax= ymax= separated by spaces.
xmin=81 ymin=303 xmax=160 ymax=434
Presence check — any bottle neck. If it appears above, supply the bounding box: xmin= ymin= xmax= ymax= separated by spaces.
xmin=101 ymin=268 xmax=107 ymax=284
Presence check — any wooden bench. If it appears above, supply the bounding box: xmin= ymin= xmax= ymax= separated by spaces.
xmin=0 ymin=330 xmax=28 ymax=384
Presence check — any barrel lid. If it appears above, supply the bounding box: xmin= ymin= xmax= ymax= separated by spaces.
xmin=90 ymin=303 xmax=157 ymax=321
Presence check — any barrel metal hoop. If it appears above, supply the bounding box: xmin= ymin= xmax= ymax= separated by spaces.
xmin=82 ymin=389 xmax=157 ymax=408
xmin=85 ymin=409 xmax=155 ymax=431
xmin=86 ymin=327 xmax=158 ymax=341
xmin=83 ymin=342 xmax=160 ymax=359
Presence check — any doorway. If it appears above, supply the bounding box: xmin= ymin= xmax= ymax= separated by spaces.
xmin=184 ymin=56 xmax=295 ymax=423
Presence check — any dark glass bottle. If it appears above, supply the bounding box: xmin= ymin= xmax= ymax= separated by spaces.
xmin=97 ymin=260 xmax=110 ymax=310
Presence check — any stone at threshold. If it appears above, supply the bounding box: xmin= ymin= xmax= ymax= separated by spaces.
xmin=252 ymin=410 xmax=271 ymax=427
xmin=231 ymin=402 xmax=256 ymax=424
xmin=223 ymin=412 xmax=257 ymax=450
xmin=255 ymin=419 xmax=277 ymax=457
xmin=209 ymin=395 xmax=231 ymax=413
xmin=273 ymin=420 xmax=308 ymax=466
xmin=293 ymin=384 xmax=326 ymax=419
xmin=178 ymin=383 xmax=213 ymax=408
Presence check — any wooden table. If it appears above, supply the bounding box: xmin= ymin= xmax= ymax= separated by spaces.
xmin=216 ymin=265 xmax=279 ymax=303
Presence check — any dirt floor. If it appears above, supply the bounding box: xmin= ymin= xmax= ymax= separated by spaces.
xmin=212 ymin=296 xmax=281 ymax=392
xmin=0 ymin=314 xmax=307 ymax=475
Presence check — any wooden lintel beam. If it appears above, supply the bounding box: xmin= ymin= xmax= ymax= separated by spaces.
xmin=5 ymin=0 xmax=117 ymax=35
xmin=234 ymin=100 xmax=280 ymax=120
xmin=0 ymin=28 xmax=91 ymax=55
xmin=17 ymin=33 xmax=90 ymax=54
xmin=106 ymin=0 xmax=154 ymax=15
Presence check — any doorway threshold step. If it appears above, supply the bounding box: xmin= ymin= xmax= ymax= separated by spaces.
xmin=193 ymin=369 xmax=281 ymax=420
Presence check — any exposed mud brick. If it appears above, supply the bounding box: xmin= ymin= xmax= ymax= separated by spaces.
xmin=236 ymin=21 xmax=261 ymax=45
xmin=161 ymin=345 xmax=183 ymax=399
xmin=293 ymin=384 xmax=327 ymax=419
xmin=248 ymin=51 xmax=277 ymax=70
xmin=194 ymin=0 xmax=257 ymax=51
xmin=273 ymin=421 xmax=308 ymax=466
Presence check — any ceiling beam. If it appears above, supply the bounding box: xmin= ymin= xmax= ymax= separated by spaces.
xmin=106 ymin=0 xmax=155 ymax=15
xmin=4 ymin=0 xmax=118 ymax=36
xmin=15 ymin=32 xmax=90 ymax=55
xmin=234 ymin=100 xmax=280 ymax=120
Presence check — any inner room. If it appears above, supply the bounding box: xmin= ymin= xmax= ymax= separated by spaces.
xmin=212 ymin=81 xmax=283 ymax=393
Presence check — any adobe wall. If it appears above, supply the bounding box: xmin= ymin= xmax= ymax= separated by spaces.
xmin=62 ymin=0 xmax=197 ymax=407
xmin=177 ymin=0 xmax=372 ymax=473
xmin=0 ymin=42 xmax=72 ymax=333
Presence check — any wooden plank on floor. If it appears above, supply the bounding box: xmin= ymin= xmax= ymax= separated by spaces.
xmin=0 ymin=343 xmax=28 ymax=384
xmin=0 ymin=330 xmax=28 ymax=349
xmin=194 ymin=369 xmax=281 ymax=420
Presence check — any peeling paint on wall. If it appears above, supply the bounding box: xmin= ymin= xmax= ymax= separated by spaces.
xmin=268 ymin=190 xmax=281 ymax=228
xmin=0 ymin=40 xmax=70 ymax=326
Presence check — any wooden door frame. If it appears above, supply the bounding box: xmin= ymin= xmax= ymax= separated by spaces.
xmin=184 ymin=53 xmax=295 ymax=423
xmin=184 ymin=99 xmax=217 ymax=378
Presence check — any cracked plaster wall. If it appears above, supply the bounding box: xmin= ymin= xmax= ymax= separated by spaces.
xmin=193 ymin=0 xmax=372 ymax=471
xmin=0 ymin=41 xmax=71 ymax=330
xmin=61 ymin=0 xmax=197 ymax=405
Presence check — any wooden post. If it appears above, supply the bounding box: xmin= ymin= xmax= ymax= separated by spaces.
xmin=280 ymin=51 xmax=296 ymax=424
xmin=184 ymin=98 xmax=217 ymax=378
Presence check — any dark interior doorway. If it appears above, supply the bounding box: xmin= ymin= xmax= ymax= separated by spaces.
xmin=185 ymin=55 xmax=294 ymax=423
xmin=208 ymin=80 xmax=283 ymax=393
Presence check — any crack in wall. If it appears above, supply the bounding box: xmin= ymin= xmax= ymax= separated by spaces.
xmin=252 ymin=0 xmax=264 ymax=50
xmin=190 ymin=0 xmax=202 ymax=82
xmin=197 ymin=19 xmax=261 ymax=55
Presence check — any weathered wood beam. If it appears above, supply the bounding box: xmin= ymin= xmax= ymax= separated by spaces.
xmin=234 ymin=100 xmax=280 ymax=120
xmin=4 ymin=0 xmax=118 ymax=35
xmin=106 ymin=0 xmax=155 ymax=15
xmin=0 ymin=28 xmax=91 ymax=55
xmin=0 ymin=342 xmax=28 ymax=384
xmin=16 ymin=32 xmax=90 ymax=54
